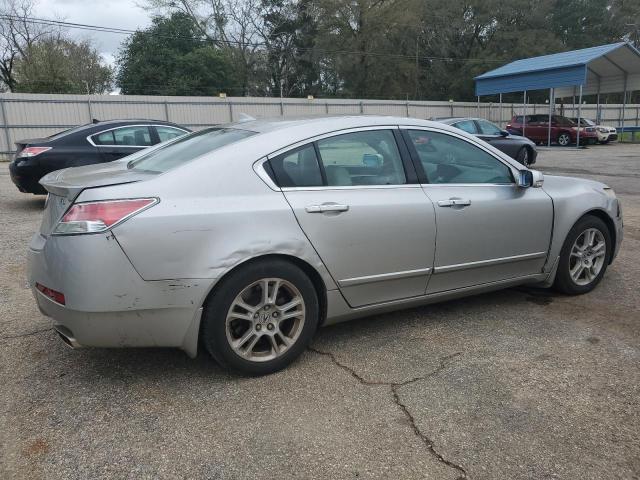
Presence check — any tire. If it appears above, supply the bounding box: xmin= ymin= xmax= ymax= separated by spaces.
xmin=557 ymin=132 xmax=571 ymax=147
xmin=553 ymin=215 xmax=612 ymax=295
xmin=516 ymin=146 xmax=530 ymax=166
xmin=201 ymin=258 xmax=319 ymax=375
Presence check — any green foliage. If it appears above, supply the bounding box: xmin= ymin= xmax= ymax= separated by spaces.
xmin=116 ymin=12 xmax=237 ymax=95
xmin=13 ymin=37 xmax=113 ymax=94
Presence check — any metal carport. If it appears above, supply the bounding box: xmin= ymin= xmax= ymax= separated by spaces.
xmin=474 ymin=42 xmax=640 ymax=147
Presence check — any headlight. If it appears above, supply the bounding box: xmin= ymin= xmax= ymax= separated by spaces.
xmin=597 ymin=127 xmax=608 ymax=133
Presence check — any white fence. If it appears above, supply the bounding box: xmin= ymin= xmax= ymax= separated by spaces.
xmin=1 ymin=92 xmax=639 ymax=160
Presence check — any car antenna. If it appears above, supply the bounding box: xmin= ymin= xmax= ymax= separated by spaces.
xmin=92 ymin=118 xmax=100 ymax=124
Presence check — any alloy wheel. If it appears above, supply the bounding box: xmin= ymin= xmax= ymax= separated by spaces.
xmin=225 ymin=278 xmax=306 ymax=362
xmin=558 ymin=133 xmax=571 ymax=146
xmin=569 ymin=228 xmax=606 ymax=286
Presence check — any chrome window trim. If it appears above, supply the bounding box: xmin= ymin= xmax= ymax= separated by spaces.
xmin=261 ymin=125 xmax=412 ymax=190
xmin=433 ymin=251 xmax=547 ymax=274
xmin=253 ymin=157 xmax=280 ymax=191
xmin=398 ymin=124 xmax=521 ymax=181
xmin=339 ymin=267 xmax=432 ymax=288
xmin=266 ymin=125 xmax=400 ymax=159
xmin=281 ymin=184 xmax=420 ymax=192
xmin=86 ymin=124 xmax=189 ymax=148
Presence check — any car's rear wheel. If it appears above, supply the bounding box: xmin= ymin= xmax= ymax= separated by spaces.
xmin=553 ymin=215 xmax=612 ymax=295
xmin=516 ymin=146 xmax=530 ymax=166
xmin=201 ymin=259 xmax=319 ymax=375
xmin=557 ymin=132 xmax=571 ymax=147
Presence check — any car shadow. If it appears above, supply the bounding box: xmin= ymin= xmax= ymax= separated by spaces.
xmin=58 ymin=285 xmax=563 ymax=383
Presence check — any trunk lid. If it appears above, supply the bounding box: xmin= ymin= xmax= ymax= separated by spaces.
xmin=38 ymin=161 xmax=157 ymax=235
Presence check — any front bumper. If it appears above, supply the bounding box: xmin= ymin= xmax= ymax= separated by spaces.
xmin=27 ymin=231 xmax=213 ymax=357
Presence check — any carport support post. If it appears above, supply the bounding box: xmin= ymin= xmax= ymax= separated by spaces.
xmin=621 ymin=74 xmax=628 ymax=140
xmin=523 ymin=91 xmax=527 ymax=136
xmin=576 ymin=85 xmax=583 ymax=149
xmin=477 ymin=96 xmax=480 ymax=117
xmin=499 ymin=93 xmax=503 ymax=127
xmin=548 ymin=88 xmax=554 ymax=147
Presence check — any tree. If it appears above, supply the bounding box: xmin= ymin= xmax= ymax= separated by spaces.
xmin=13 ymin=36 xmax=113 ymax=93
xmin=116 ymin=12 xmax=237 ymax=95
xmin=0 ymin=0 xmax=56 ymax=91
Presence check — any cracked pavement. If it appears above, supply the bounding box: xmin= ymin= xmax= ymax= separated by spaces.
xmin=1 ymin=144 xmax=640 ymax=479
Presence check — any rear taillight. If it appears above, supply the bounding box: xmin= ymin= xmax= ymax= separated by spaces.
xmin=36 ymin=283 xmax=66 ymax=305
xmin=53 ymin=198 xmax=158 ymax=235
xmin=17 ymin=146 xmax=51 ymax=158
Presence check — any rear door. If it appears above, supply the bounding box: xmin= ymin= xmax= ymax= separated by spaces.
xmin=402 ymin=127 xmax=553 ymax=293
xmin=90 ymin=125 xmax=153 ymax=162
xmin=270 ymin=127 xmax=437 ymax=308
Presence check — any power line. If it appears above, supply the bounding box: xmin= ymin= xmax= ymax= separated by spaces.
xmin=0 ymin=14 xmax=507 ymax=64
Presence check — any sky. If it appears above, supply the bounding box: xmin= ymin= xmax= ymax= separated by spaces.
xmin=34 ymin=0 xmax=153 ymax=66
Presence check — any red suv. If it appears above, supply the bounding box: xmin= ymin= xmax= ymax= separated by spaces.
xmin=506 ymin=114 xmax=598 ymax=146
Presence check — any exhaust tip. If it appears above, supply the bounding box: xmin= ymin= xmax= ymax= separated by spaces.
xmin=54 ymin=325 xmax=81 ymax=349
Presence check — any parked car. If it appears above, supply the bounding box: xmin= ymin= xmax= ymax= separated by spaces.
xmin=436 ymin=117 xmax=537 ymax=166
xmin=570 ymin=118 xmax=618 ymax=144
xmin=9 ymin=119 xmax=190 ymax=194
xmin=506 ymin=114 xmax=598 ymax=146
xmin=29 ymin=116 xmax=622 ymax=375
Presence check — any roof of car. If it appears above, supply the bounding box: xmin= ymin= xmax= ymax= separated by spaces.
xmin=228 ymin=115 xmax=458 ymax=135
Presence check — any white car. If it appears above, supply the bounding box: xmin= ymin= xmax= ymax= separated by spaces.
xmin=572 ymin=118 xmax=617 ymax=144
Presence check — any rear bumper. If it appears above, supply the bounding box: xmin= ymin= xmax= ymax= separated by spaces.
xmin=27 ymin=232 xmax=212 ymax=357
xmin=9 ymin=161 xmax=47 ymax=194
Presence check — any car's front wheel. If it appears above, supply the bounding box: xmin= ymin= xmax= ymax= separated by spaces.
xmin=201 ymin=259 xmax=319 ymax=375
xmin=557 ymin=132 xmax=571 ymax=147
xmin=553 ymin=215 xmax=612 ymax=295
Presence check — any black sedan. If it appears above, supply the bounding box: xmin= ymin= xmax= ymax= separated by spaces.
xmin=435 ymin=117 xmax=537 ymax=166
xmin=9 ymin=119 xmax=190 ymax=194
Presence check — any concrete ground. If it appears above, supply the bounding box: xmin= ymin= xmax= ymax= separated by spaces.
xmin=1 ymin=143 xmax=638 ymax=480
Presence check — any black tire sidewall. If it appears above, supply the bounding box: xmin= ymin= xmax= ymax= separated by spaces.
xmin=201 ymin=259 xmax=319 ymax=375
xmin=554 ymin=215 xmax=612 ymax=295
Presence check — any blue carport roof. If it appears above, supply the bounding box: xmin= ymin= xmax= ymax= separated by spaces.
xmin=475 ymin=42 xmax=640 ymax=96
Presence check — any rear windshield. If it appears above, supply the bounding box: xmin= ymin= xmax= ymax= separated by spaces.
xmin=128 ymin=127 xmax=256 ymax=173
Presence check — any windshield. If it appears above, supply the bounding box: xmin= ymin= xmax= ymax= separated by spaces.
xmin=128 ymin=127 xmax=256 ymax=173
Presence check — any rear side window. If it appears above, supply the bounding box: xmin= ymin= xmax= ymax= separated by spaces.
xmin=316 ymin=130 xmax=406 ymax=186
xmin=269 ymin=145 xmax=323 ymax=188
xmin=128 ymin=127 xmax=256 ymax=173
xmin=93 ymin=126 xmax=152 ymax=146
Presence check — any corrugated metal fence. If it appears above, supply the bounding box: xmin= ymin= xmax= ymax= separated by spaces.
xmin=1 ymin=92 xmax=639 ymax=160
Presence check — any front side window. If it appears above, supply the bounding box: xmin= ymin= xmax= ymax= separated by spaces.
xmin=316 ymin=130 xmax=406 ymax=186
xmin=269 ymin=145 xmax=323 ymax=188
xmin=156 ymin=126 xmax=187 ymax=143
xmin=93 ymin=126 xmax=152 ymax=146
xmin=406 ymin=130 xmax=513 ymax=184
xmin=453 ymin=120 xmax=477 ymax=134
xmin=128 ymin=127 xmax=256 ymax=173
xmin=476 ymin=120 xmax=502 ymax=135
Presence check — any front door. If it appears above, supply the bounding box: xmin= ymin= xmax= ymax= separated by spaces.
xmin=402 ymin=128 xmax=553 ymax=293
xmin=270 ymin=128 xmax=437 ymax=308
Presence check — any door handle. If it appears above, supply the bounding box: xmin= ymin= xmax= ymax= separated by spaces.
xmin=437 ymin=198 xmax=471 ymax=207
xmin=305 ymin=204 xmax=349 ymax=213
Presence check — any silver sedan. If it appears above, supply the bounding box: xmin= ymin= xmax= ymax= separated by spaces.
xmin=28 ymin=116 xmax=623 ymax=375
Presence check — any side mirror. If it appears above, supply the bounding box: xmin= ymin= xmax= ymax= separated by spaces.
xmin=518 ymin=169 xmax=544 ymax=188
xmin=500 ymin=129 xmax=509 ymax=137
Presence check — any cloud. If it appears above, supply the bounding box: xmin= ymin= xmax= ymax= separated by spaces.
xmin=34 ymin=0 xmax=152 ymax=65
